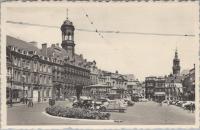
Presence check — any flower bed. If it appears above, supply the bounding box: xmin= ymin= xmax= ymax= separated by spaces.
xmin=45 ymin=106 xmax=111 ymax=120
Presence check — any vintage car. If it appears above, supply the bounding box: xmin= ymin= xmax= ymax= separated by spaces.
xmin=139 ymin=98 xmax=148 ymax=102
xmin=182 ymin=101 xmax=195 ymax=108
xmin=72 ymin=99 xmax=93 ymax=109
xmin=125 ymin=100 xmax=135 ymax=106
xmin=99 ymin=100 xmax=127 ymax=112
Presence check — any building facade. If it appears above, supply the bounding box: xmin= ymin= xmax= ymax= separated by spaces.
xmin=144 ymin=49 xmax=185 ymax=102
xmin=6 ymin=18 xmax=91 ymax=103
xmin=154 ymin=76 xmax=166 ymax=102
xmin=145 ymin=76 xmax=157 ymax=100
xmin=182 ymin=65 xmax=195 ymax=101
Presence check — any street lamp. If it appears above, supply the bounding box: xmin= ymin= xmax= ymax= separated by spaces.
xmin=8 ymin=48 xmax=13 ymax=107
xmin=22 ymin=75 xmax=25 ymax=104
xmin=8 ymin=70 xmax=13 ymax=107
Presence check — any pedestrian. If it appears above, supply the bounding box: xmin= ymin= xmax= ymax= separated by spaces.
xmin=189 ymin=103 xmax=193 ymax=112
xmin=25 ymin=95 xmax=28 ymax=105
xmin=28 ymin=98 xmax=31 ymax=107
xmin=159 ymin=101 xmax=162 ymax=106
xmin=30 ymin=98 xmax=33 ymax=107
xmin=28 ymin=98 xmax=33 ymax=107
xmin=191 ymin=103 xmax=195 ymax=113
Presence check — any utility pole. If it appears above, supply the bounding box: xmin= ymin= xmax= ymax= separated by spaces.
xmin=9 ymin=49 xmax=13 ymax=107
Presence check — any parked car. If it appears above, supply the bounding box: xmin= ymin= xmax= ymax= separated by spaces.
xmin=184 ymin=102 xmax=195 ymax=111
xmin=176 ymin=101 xmax=185 ymax=107
xmin=96 ymin=98 xmax=110 ymax=104
xmin=124 ymin=99 xmax=135 ymax=106
xmin=69 ymin=96 xmax=77 ymax=102
xmin=72 ymin=99 xmax=93 ymax=109
xmin=170 ymin=100 xmax=178 ymax=105
xmin=99 ymin=100 xmax=127 ymax=112
xmin=182 ymin=101 xmax=194 ymax=108
xmin=139 ymin=98 xmax=148 ymax=102
xmin=162 ymin=100 xmax=168 ymax=103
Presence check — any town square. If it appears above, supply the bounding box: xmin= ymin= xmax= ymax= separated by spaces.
xmin=1 ymin=3 xmax=198 ymax=126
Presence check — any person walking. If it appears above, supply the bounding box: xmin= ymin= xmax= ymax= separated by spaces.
xmin=28 ymin=98 xmax=33 ymax=107
xmin=191 ymin=103 xmax=195 ymax=113
xmin=25 ymin=95 xmax=28 ymax=105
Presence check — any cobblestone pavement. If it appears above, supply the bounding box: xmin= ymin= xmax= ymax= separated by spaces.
xmin=111 ymin=101 xmax=195 ymax=125
xmin=7 ymin=101 xmax=195 ymax=125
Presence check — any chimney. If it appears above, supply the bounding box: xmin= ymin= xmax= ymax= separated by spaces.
xmin=56 ymin=43 xmax=59 ymax=47
xmin=51 ymin=44 xmax=56 ymax=47
xmin=42 ymin=43 xmax=47 ymax=56
xmin=29 ymin=41 xmax=38 ymax=47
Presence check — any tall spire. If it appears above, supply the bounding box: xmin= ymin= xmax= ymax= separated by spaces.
xmin=175 ymin=47 xmax=178 ymax=59
xmin=66 ymin=8 xmax=69 ymax=20
xmin=172 ymin=48 xmax=180 ymax=75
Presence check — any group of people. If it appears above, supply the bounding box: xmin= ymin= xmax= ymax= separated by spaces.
xmin=24 ymin=97 xmax=34 ymax=107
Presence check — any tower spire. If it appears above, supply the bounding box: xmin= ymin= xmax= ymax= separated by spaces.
xmin=172 ymin=48 xmax=180 ymax=75
xmin=66 ymin=8 xmax=68 ymax=20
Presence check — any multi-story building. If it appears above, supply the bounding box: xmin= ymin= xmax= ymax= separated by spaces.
xmin=6 ymin=18 xmax=91 ymax=103
xmin=144 ymin=49 xmax=184 ymax=102
xmin=6 ymin=36 xmax=54 ymax=102
xmin=154 ymin=76 xmax=166 ymax=102
xmin=165 ymin=49 xmax=183 ymax=101
xmin=182 ymin=64 xmax=195 ymax=101
xmin=145 ymin=76 xmax=157 ymax=100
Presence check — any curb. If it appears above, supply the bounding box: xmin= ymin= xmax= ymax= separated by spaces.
xmin=42 ymin=111 xmax=115 ymax=123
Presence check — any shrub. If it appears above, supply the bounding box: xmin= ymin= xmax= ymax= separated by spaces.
xmin=45 ymin=106 xmax=110 ymax=120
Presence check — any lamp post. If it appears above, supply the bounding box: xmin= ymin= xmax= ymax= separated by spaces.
xmin=22 ymin=75 xmax=25 ymax=104
xmin=8 ymin=71 xmax=13 ymax=107
xmin=8 ymin=48 xmax=13 ymax=107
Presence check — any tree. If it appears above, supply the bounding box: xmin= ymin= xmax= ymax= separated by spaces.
xmin=76 ymin=84 xmax=83 ymax=101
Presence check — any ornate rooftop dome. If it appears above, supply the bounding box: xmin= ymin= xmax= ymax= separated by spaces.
xmin=63 ymin=19 xmax=73 ymax=26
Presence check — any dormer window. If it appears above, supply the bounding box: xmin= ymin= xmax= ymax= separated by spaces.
xmin=18 ymin=49 xmax=21 ymax=53
xmin=23 ymin=51 xmax=27 ymax=55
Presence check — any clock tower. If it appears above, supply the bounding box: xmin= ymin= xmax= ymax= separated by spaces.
xmin=172 ymin=49 xmax=181 ymax=75
xmin=60 ymin=16 xmax=75 ymax=59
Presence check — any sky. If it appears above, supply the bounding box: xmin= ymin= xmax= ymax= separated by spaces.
xmin=5 ymin=3 xmax=199 ymax=81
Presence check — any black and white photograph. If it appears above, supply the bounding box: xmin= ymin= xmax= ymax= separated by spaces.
xmin=1 ymin=2 xmax=199 ymax=128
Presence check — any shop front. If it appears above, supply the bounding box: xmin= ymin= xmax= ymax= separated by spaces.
xmin=154 ymin=92 xmax=166 ymax=102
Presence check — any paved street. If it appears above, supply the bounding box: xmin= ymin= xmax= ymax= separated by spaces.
xmin=7 ymin=101 xmax=195 ymax=125
xmin=111 ymin=101 xmax=195 ymax=125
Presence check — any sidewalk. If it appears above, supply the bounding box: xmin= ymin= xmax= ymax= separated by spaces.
xmin=7 ymin=100 xmax=72 ymax=108
xmin=7 ymin=101 xmax=48 ymax=108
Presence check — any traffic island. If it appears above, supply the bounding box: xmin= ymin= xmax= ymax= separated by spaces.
xmin=45 ymin=106 xmax=112 ymax=121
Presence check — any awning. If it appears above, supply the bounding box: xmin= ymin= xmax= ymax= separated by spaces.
xmin=154 ymin=92 xmax=165 ymax=96
xmin=87 ymin=84 xmax=112 ymax=88
xmin=7 ymin=84 xmax=28 ymax=90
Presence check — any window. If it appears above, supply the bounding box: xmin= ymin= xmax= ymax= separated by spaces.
xmin=22 ymin=59 xmax=25 ymax=68
xmin=13 ymin=57 xmax=17 ymax=66
xmin=26 ymin=61 xmax=30 ymax=69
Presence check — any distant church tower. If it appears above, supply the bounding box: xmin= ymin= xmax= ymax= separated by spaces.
xmin=61 ymin=10 xmax=75 ymax=59
xmin=172 ymin=49 xmax=181 ymax=75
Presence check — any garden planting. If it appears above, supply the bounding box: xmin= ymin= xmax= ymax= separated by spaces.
xmin=45 ymin=106 xmax=111 ymax=120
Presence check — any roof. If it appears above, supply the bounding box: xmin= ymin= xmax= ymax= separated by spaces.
xmin=127 ymin=81 xmax=138 ymax=86
xmin=165 ymin=75 xmax=183 ymax=83
xmin=7 ymin=35 xmax=91 ymax=69
xmin=7 ymin=35 xmax=41 ymax=54
xmin=62 ymin=19 xmax=73 ymax=26
xmin=87 ymin=84 xmax=112 ymax=88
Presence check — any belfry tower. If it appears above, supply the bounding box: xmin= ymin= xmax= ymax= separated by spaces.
xmin=172 ymin=49 xmax=181 ymax=75
xmin=61 ymin=10 xmax=75 ymax=59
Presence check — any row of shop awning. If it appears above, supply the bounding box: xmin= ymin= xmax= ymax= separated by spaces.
xmin=86 ymin=84 xmax=112 ymax=88
xmin=7 ymin=84 xmax=28 ymax=90
xmin=154 ymin=92 xmax=166 ymax=96
xmin=86 ymin=84 xmax=127 ymax=90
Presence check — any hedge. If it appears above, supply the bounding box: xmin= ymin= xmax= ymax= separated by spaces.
xmin=45 ymin=106 xmax=110 ymax=120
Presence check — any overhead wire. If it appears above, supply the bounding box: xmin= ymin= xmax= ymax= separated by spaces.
xmin=6 ymin=20 xmax=195 ymax=37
